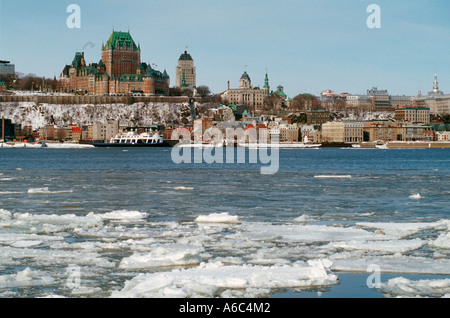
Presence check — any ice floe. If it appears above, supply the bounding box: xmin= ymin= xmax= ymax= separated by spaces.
xmin=328 ymin=238 xmax=425 ymax=254
xmin=111 ymin=259 xmax=338 ymax=298
xmin=100 ymin=210 xmax=148 ymax=221
xmin=331 ymin=256 xmax=450 ymax=275
xmin=194 ymin=212 xmax=240 ymax=224
xmin=409 ymin=193 xmax=424 ymax=200
xmin=356 ymin=220 xmax=448 ymax=238
xmin=119 ymin=245 xmax=204 ymax=270
xmin=27 ymin=187 xmax=73 ymax=194
xmin=173 ymin=186 xmax=194 ymax=190
xmin=0 ymin=207 xmax=448 ymax=297
xmin=0 ymin=268 xmax=54 ymax=289
xmin=378 ymin=277 xmax=450 ymax=298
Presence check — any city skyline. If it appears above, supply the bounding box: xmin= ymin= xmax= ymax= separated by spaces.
xmin=1 ymin=0 xmax=450 ymax=97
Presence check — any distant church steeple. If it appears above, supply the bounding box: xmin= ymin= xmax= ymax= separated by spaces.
xmin=263 ymin=72 xmax=270 ymax=95
xmin=429 ymin=73 xmax=443 ymax=96
xmin=433 ymin=73 xmax=439 ymax=93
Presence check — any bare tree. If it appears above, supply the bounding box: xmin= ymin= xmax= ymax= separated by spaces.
xmin=263 ymin=94 xmax=282 ymax=111
xmin=195 ymin=85 xmax=211 ymax=97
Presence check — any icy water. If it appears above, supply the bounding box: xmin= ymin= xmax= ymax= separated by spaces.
xmin=0 ymin=147 xmax=449 ymax=298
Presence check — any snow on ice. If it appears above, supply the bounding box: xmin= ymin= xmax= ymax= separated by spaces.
xmin=0 ymin=209 xmax=449 ymax=297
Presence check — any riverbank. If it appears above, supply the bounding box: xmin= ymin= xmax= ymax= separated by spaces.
xmin=359 ymin=141 xmax=450 ymax=149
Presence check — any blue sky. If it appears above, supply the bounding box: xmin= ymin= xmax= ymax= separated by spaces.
xmin=1 ymin=0 xmax=450 ymax=97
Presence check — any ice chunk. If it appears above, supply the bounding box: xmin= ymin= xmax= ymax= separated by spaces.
xmin=112 ymin=260 xmax=338 ymax=298
xmin=173 ymin=186 xmax=194 ymax=190
xmin=13 ymin=212 xmax=103 ymax=232
xmin=379 ymin=277 xmax=450 ymax=297
xmin=356 ymin=221 xmax=443 ymax=238
xmin=195 ymin=213 xmax=240 ymax=224
xmin=331 ymin=256 xmax=450 ymax=275
xmin=328 ymin=238 xmax=425 ymax=254
xmin=244 ymin=223 xmax=390 ymax=243
xmin=27 ymin=187 xmax=73 ymax=194
xmin=119 ymin=245 xmax=203 ymax=270
xmin=294 ymin=214 xmax=310 ymax=223
xmin=0 ymin=268 xmax=54 ymax=288
xmin=429 ymin=232 xmax=450 ymax=249
xmin=0 ymin=209 xmax=12 ymax=222
xmin=101 ymin=210 xmax=148 ymax=221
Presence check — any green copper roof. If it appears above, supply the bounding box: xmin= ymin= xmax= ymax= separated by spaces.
xmin=72 ymin=52 xmax=84 ymax=69
xmin=104 ymin=31 xmax=140 ymax=51
xmin=273 ymin=86 xmax=287 ymax=98
xmin=264 ymin=73 xmax=269 ymax=88
xmin=241 ymin=71 xmax=250 ymax=80
xmin=179 ymin=51 xmax=193 ymax=61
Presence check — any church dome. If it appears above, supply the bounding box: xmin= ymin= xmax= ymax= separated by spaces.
xmin=241 ymin=71 xmax=250 ymax=80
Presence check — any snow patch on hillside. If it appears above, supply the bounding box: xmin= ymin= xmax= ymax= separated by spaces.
xmin=0 ymin=102 xmax=204 ymax=129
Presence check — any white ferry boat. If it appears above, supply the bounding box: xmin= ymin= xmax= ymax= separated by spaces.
xmin=93 ymin=131 xmax=165 ymax=147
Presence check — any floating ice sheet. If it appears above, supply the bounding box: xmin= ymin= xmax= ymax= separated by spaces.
xmin=111 ymin=259 xmax=338 ymax=298
xmin=379 ymin=277 xmax=450 ymax=298
xmin=195 ymin=212 xmax=240 ymax=224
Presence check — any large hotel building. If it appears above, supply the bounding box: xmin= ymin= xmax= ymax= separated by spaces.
xmin=59 ymin=31 xmax=170 ymax=95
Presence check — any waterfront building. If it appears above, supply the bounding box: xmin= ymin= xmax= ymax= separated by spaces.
xmin=362 ymin=120 xmax=401 ymax=142
xmin=394 ymin=107 xmax=430 ymax=125
xmin=279 ymin=123 xmax=299 ymax=142
xmin=176 ymin=51 xmax=196 ymax=88
xmin=321 ymin=122 xmax=344 ymax=143
xmin=0 ymin=60 xmax=15 ymax=75
xmin=301 ymin=125 xmax=321 ymax=143
xmin=92 ymin=120 xmax=120 ymax=142
xmin=59 ymin=31 xmax=170 ymax=95
xmin=437 ymin=131 xmax=450 ymax=141
xmin=221 ymin=72 xmax=270 ymax=111
xmin=401 ymin=125 xmax=434 ymax=142
xmin=322 ymin=121 xmax=363 ymax=143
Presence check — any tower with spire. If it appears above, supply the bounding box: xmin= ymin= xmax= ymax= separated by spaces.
xmin=263 ymin=72 xmax=270 ymax=95
xmin=429 ymin=73 xmax=443 ymax=96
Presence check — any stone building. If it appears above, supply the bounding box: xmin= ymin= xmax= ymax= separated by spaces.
xmin=306 ymin=110 xmax=331 ymax=125
xmin=176 ymin=50 xmax=196 ymax=88
xmin=59 ymin=31 xmax=170 ymax=95
xmin=394 ymin=107 xmax=430 ymax=125
xmin=412 ymin=74 xmax=450 ymax=115
xmin=0 ymin=60 xmax=15 ymax=75
xmin=222 ymin=72 xmax=270 ymax=111
xmin=321 ymin=121 xmax=363 ymax=143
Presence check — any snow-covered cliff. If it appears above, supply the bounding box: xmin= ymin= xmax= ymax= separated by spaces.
xmin=0 ymin=102 xmax=204 ymax=129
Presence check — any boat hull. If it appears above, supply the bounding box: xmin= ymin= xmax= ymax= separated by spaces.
xmin=92 ymin=142 xmax=169 ymax=148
